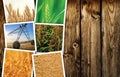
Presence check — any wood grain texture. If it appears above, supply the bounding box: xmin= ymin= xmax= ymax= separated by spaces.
xmin=0 ymin=0 xmax=5 ymax=76
xmin=81 ymin=0 xmax=101 ymax=77
xmin=102 ymin=0 xmax=120 ymax=77
xmin=64 ymin=0 xmax=80 ymax=77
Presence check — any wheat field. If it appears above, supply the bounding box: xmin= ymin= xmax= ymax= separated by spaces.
xmin=6 ymin=3 xmax=34 ymax=23
xmin=3 ymin=49 xmax=34 ymax=77
xmin=7 ymin=42 xmax=35 ymax=50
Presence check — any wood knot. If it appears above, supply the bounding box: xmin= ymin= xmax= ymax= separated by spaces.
xmin=73 ymin=42 xmax=79 ymax=49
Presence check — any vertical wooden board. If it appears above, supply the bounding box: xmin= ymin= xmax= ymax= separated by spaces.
xmin=64 ymin=0 xmax=80 ymax=77
xmin=102 ymin=0 xmax=120 ymax=77
xmin=81 ymin=0 xmax=101 ymax=77
xmin=0 ymin=0 xmax=5 ymax=76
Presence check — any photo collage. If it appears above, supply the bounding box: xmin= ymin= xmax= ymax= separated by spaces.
xmin=2 ymin=0 xmax=67 ymax=77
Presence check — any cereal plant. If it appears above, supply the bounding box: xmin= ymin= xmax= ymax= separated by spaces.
xmin=6 ymin=3 xmax=34 ymax=23
xmin=36 ymin=25 xmax=63 ymax=52
xmin=36 ymin=0 xmax=66 ymax=24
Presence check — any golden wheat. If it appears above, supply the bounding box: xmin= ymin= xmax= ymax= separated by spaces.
xmin=3 ymin=49 xmax=33 ymax=77
xmin=6 ymin=3 xmax=34 ymax=23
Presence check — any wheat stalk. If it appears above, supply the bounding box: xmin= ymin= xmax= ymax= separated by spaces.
xmin=6 ymin=3 xmax=34 ymax=23
xmin=45 ymin=4 xmax=50 ymax=22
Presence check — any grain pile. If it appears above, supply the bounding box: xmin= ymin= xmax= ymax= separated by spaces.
xmin=3 ymin=49 xmax=34 ymax=77
xmin=33 ymin=52 xmax=64 ymax=77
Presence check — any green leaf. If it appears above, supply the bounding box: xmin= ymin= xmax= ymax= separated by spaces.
xmin=50 ymin=10 xmax=65 ymax=23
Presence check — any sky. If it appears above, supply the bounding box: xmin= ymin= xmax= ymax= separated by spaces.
xmin=5 ymin=22 xmax=35 ymax=43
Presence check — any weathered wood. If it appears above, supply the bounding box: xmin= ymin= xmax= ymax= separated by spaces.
xmin=102 ymin=0 xmax=120 ymax=77
xmin=0 ymin=0 xmax=5 ymax=76
xmin=81 ymin=0 xmax=101 ymax=77
xmin=64 ymin=0 xmax=80 ymax=77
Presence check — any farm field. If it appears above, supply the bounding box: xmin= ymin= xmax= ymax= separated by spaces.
xmin=3 ymin=0 xmax=35 ymax=23
xmin=4 ymin=22 xmax=35 ymax=50
xmin=36 ymin=25 xmax=63 ymax=52
xmin=3 ymin=49 xmax=34 ymax=77
xmin=7 ymin=42 xmax=35 ymax=50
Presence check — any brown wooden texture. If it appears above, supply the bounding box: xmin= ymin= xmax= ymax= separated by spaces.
xmin=0 ymin=0 xmax=5 ymax=76
xmin=64 ymin=0 xmax=80 ymax=77
xmin=102 ymin=0 xmax=120 ymax=77
xmin=81 ymin=0 xmax=101 ymax=77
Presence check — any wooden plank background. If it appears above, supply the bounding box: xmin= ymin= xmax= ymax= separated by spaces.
xmin=0 ymin=0 xmax=120 ymax=77
xmin=0 ymin=0 xmax=5 ymax=76
xmin=64 ymin=0 xmax=120 ymax=77
xmin=102 ymin=0 xmax=120 ymax=77
xmin=64 ymin=0 xmax=80 ymax=77
xmin=81 ymin=0 xmax=101 ymax=77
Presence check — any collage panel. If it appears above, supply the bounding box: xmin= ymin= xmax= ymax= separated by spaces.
xmin=35 ymin=24 xmax=64 ymax=52
xmin=3 ymin=0 xmax=35 ymax=23
xmin=2 ymin=48 xmax=34 ymax=77
xmin=35 ymin=0 xmax=67 ymax=24
xmin=2 ymin=0 xmax=67 ymax=77
xmin=4 ymin=22 xmax=36 ymax=50
xmin=32 ymin=52 xmax=65 ymax=77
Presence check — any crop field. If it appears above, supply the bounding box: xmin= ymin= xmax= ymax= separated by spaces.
xmin=36 ymin=25 xmax=63 ymax=52
xmin=3 ymin=0 xmax=35 ymax=23
xmin=4 ymin=22 xmax=35 ymax=50
xmin=7 ymin=42 xmax=35 ymax=50
xmin=3 ymin=49 xmax=34 ymax=77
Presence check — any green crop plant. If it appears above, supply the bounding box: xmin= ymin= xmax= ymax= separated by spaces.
xmin=36 ymin=26 xmax=62 ymax=52
xmin=36 ymin=0 xmax=66 ymax=24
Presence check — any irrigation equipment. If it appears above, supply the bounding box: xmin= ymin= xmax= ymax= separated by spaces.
xmin=8 ymin=23 xmax=34 ymax=49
